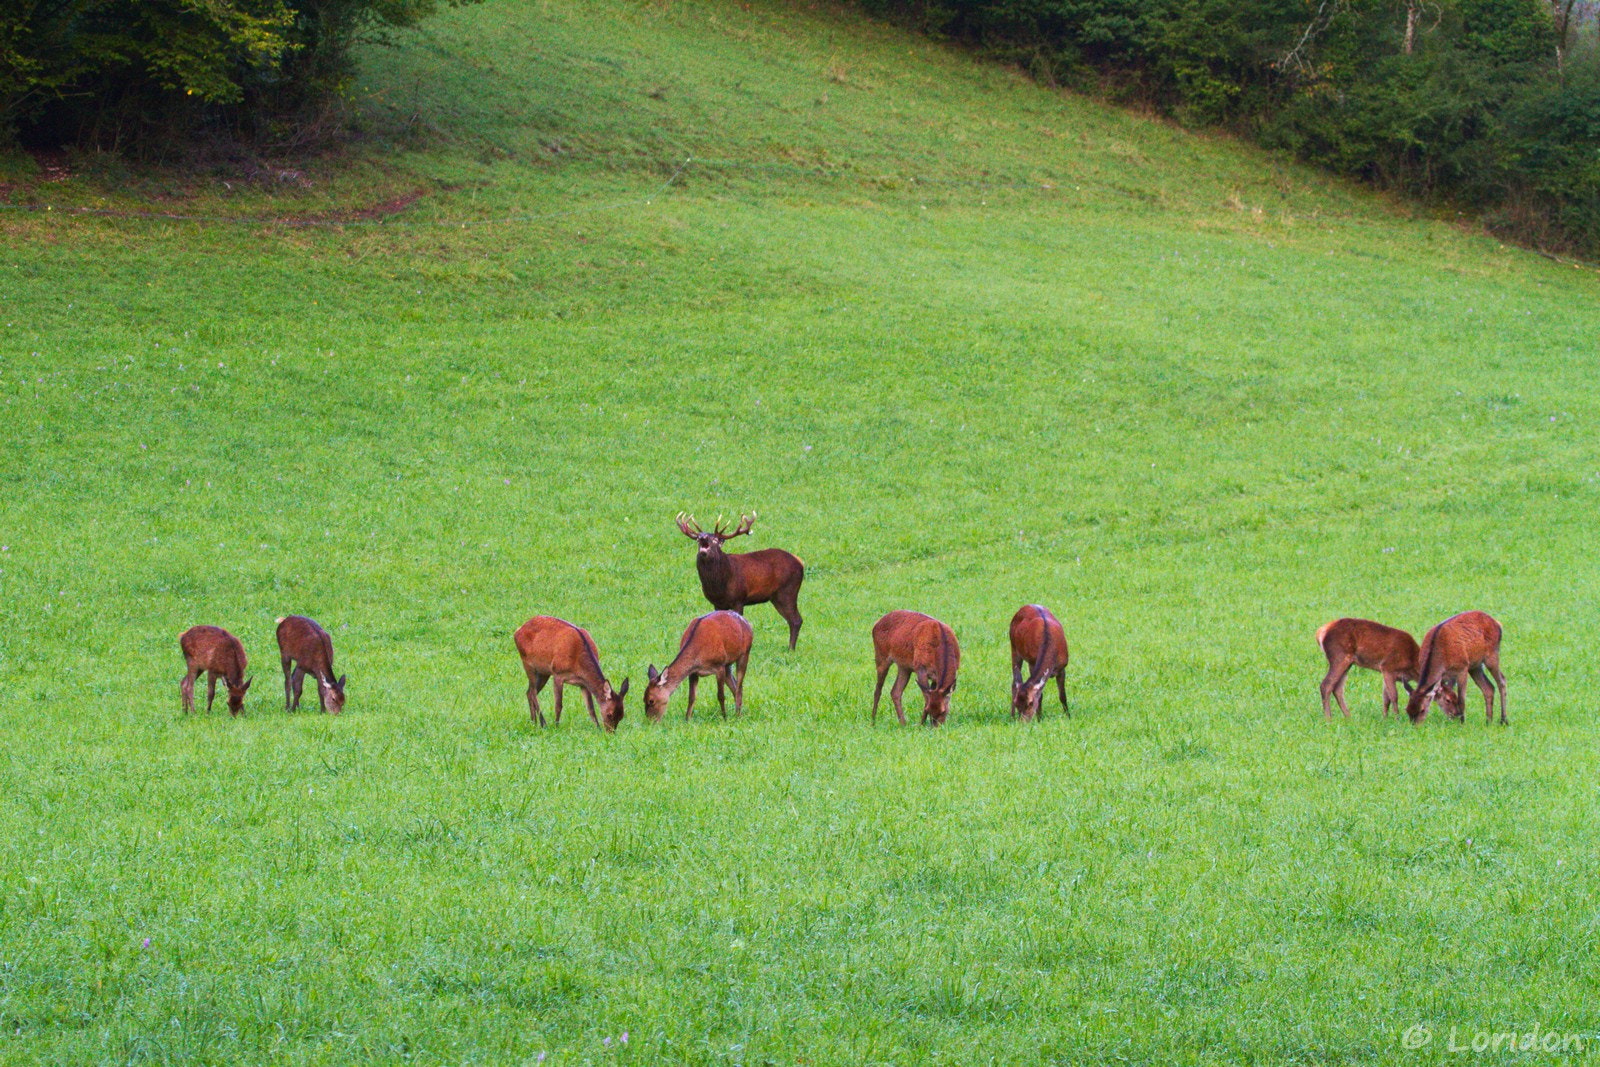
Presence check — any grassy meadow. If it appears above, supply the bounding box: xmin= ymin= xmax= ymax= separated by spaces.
xmin=3 ymin=0 xmax=1600 ymax=1062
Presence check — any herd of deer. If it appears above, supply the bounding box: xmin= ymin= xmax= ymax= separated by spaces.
xmin=177 ymin=513 xmax=1508 ymax=731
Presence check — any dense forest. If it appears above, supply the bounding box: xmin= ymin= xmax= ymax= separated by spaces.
xmin=853 ymin=0 xmax=1600 ymax=254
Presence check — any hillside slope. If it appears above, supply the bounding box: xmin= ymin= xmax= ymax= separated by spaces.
xmin=2 ymin=0 xmax=1599 ymax=1064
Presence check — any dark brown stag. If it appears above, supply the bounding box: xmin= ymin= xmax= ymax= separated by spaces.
xmin=871 ymin=610 xmax=960 ymax=726
xmin=1315 ymin=617 xmax=1419 ymax=720
xmin=675 ymin=512 xmax=805 ymax=649
xmin=276 ymin=615 xmax=347 ymax=714
xmin=1010 ymin=604 xmax=1069 ymax=721
xmin=179 ymin=625 xmax=252 ymax=715
xmin=644 ymin=610 xmax=753 ymax=721
xmin=513 ymin=615 xmax=628 ymax=731
xmin=1407 ymin=611 xmax=1507 ymax=724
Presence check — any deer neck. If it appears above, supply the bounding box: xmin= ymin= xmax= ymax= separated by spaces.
xmin=697 ymin=548 xmax=733 ymax=590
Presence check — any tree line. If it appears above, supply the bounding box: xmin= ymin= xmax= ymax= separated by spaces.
xmin=851 ymin=0 xmax=1600 ymax=256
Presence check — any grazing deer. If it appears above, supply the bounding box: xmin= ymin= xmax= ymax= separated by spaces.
xmin=179 ymin=625 xmax=252 ymax=715
xmin=513 ymin=616 xmax=628 ymax=731
xmin=644 ymin=611 xmax=752 ymax=721
xmin=1315 ymin=617 xmax=1420 ymax=720
xmin=276 ymin=615 xmax=347 ymax=714
xmin=1010 ymin=605 xmax=1069 ymax=721
xmin=871 ymin=611 xmax=960 ymax=726
xmin=1407 ymin=611 xmax=1507 ymax=725
xmin=675 ymin=512 xmax=805 ymax=649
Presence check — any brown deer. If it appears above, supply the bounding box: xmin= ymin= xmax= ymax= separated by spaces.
xmin=643 ymin=611 xmax=752 ymax=721
xmin=513 ymin=616 xmax=628 ymax=731
xmin=179 ymin=625 xmax=252 ymax=715
xmin=1315 ymin=617 xmax=1420 ymax=720
xmin=675 ymin=512 xmax=805 ymax=649
xmin=276 ymin=615 xmax=347 ymax=714
xmin=871 ymin=610 xmax=960 ymax=726
xmin=1407 ymin=611 xmax=1507 ymax=725
xmin=1010 ymin=605 xmax=1069 ymax=721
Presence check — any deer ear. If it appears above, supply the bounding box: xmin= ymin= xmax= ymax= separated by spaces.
xmin=617 ymin=677 xmax=630 ymax=697
xmin=647 ymin=665 xmax=659 ymax=683
xmin=337 ymin=674 xmax=347 ymax=691
xmin=241 ymin=676 xmax=253 ymax=691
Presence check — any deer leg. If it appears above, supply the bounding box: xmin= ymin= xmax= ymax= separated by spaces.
xmin=871 ymin=660 xmax=891 ymax=722
xmin=1381 ymin=671 xmax=1400 ymax=718
xmin=1320 ymin=658 xmax=1352 ymax=720
xmin=1469 ymin=665 xmax=1496 ymax=724
xmin=889 ymin=666 xmax=911 ymax=727
xmin=732 ymin=659 xmax=747 ymax=716
xmin=773 ymin=588 xmax=803 ymax=650
xmin=291 ymin=668 xmax=306 ymax=711
xmin=181 ymin=669 xmax=197 ymax=714
xmin=527 ymin=670 xmax=548 ymax=726
xmin=584 ymin=688 xmax=599 ymax=727
xmin=552 ymin=681 xmax=564 ymax=725
xmin=1487 ymin=653 xmax=1507 ymax=724
xmin=684 ymin=675 xmax=699 ymax=720
xmin=1056 ymin=668 xmax=1070 ymax=717
xmin=205 ymin=672 xmax=218 ymax=713
xmin=282 ymin=657 xmax=294 ymax=712
xmin=716 ymin=670 xmax=728 ymax=718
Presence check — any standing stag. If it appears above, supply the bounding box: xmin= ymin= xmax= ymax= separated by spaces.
xmin=1315 ymin=617 xmax=1419 ymax=720
xmin=513 ymin=616 xmax=628 ymax=731
xmin=644 ymin=611 xmax=753 ymax=721
xmin=675 ymin=512 xmax=805 ymax=650
xmin=179 ymin=625 xmax=252 ymax=715
xmin=1407 ymin=611 xmax=1507 ymax=725
xmin=1010 ymin=605 xmax=1069 ymax=720
xmin=871 ymin=611 xmax=960 ymax=726
xmin=276 ymin=615 xmax=347 ymax=714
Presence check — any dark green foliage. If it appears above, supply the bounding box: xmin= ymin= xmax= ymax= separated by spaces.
xmin=0 ymin=0 xmax=476 ymax=151
xmin=852 ymin=0 xmax=1600 ymax=255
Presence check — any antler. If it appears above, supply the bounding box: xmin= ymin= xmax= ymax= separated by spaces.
xmin=724 ymin=512 xmax=757 ymax=540
xmin=675 ymin=512 xmax=702 ymax=538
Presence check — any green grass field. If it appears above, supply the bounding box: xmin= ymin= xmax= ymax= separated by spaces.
xmin=4 ymin=0 xmax=1600 ymax=1062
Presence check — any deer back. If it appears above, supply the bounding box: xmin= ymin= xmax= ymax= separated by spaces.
xmin=181 ymin=625 xmax=248 ymax=682
xmin=1010 ymin=605 xmax=1068 ymax=676
xmin=669 ymin=611 xmax=753 ymax=675
xmin=1407 ymin=611 xmax=1501 ymax=720
xmin=277 ymin=616 xmax=334 ymax=675
xmin=1317 ymin=618 xmax=1419 ymax=678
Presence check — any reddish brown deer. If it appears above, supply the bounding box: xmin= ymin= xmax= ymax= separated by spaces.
xmin=276 ymin=615 xmax=347 ymax=714
xmin=1406 ymin=611 xmax=1507 ymax=724
xmin=1010 ymin=605 xmax=1069 ymax=721
xmin=179 ymin=625 xmax=252 ymax=715
xmin=675 ymin=512 xmax=805 ymax=649
xmin=871 ymin=610 xmax=960 ymax=726
xmin=513 ymin=616 xmax=628 ymax=731
xmin=643 ymin=611 xmax=752 ymax=721
xmin=1315 ymin=617 xmax=1420 ymax=720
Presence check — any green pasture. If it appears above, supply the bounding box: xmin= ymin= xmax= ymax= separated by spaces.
xmin=2 ymin=0 xmax=1599 ymax=1062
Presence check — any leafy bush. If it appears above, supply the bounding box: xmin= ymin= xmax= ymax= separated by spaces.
xmin=0 ymin=0 xmax=476 ymax=151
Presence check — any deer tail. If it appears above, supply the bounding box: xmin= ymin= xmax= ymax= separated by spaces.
xmin=1315 ymin=619 xmax=1335 ymax=650
xmin=276 ymin=617 xmax=285 ymax=625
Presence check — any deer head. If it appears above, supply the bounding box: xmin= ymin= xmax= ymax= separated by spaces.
xmin=676 ymin=512 xmax=756 ymax=559
xmin=1012 ymin=679 xmax=1044 ymax=721
xmin=318 ymin=674 xmax=347 ymax=715
xmin=1406 ymin=680 xmax=1458 ymax=723
xmin=644 ymin=665 xmax=669 ymax=721
xmin=923 ymin=676 xmax=954 ymax=726
xmin=599 ymin=677 xmax=628 ymax=731
xmin=226 ymin=676 xmax=253 ymax=714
